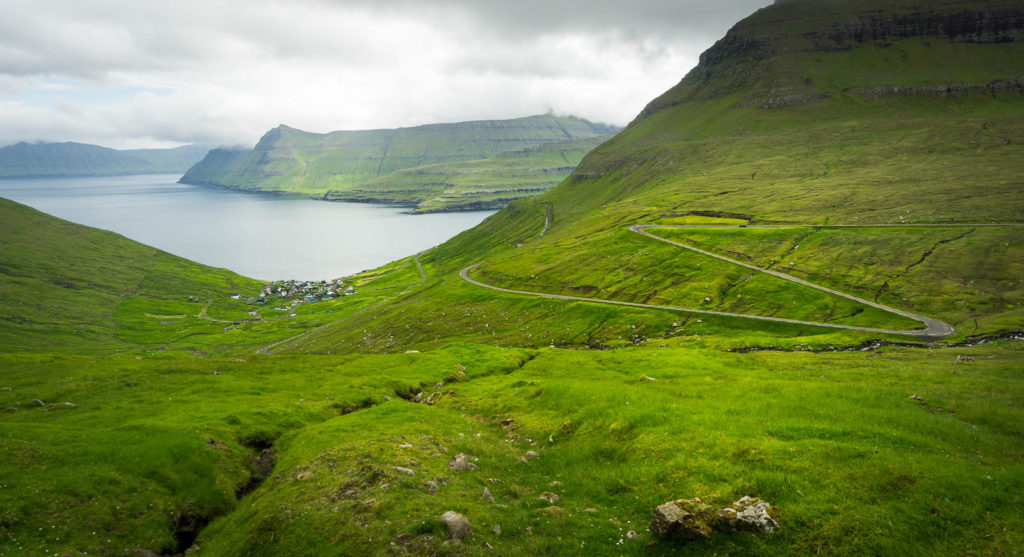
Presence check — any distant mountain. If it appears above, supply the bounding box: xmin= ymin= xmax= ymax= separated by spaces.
xmin=180 ymin=114 xmax=619 ymax=211
xmin=0 ymin=142 xmax=211 ymax=178
xmin=324 ymin=134 xmax=615 ymax=212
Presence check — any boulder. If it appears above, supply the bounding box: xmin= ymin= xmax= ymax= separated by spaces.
xmin=30 ymin=399 xmax=45 ymax=407
xmin=482 ymin=487 xmax=495 ymax=503
xmin=424 ymin=480 xmax=440 ymax=495
xmin=448 ymin=453 xmax=477 ymax=472
xmin=439 ymin=511 xmax=472 ymax=540
xmin=650 ymin=498 xmax=715 ymax=541
xmin=714 ymin=496 xmax=779 ymax=533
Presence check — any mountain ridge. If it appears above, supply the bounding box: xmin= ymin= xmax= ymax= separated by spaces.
xmin=0 ymin=141 xmax=211 ymax=178
xmin=180 ymin=114 xmax=618 ymax=211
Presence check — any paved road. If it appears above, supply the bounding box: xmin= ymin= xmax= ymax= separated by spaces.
xmin=455 ymin=222 xmax=1024 ymax=340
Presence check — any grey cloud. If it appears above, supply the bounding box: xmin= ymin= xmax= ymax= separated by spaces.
xmin=0 ymin=0 xmax=771 ymax=147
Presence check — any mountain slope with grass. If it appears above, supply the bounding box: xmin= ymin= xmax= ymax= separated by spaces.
xmin=278 ymin=0 xmax=1024 ymax=356
xmin=324 ymin=134 xmax=615 ymax=213
xmin=0 ymin=142 xmax=210 ymax=178
xmin=3 ymin=0 xmax=1024 ymax=555
xmin=179 ymin=114 xmax=617 ymax=211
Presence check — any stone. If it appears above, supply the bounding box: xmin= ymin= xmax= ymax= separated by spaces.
xmin=714 ymin=496 xmax=779 ymax=534
xmin=650 ymin=498 xmax=715 ymax=541
xmin=448 ymin=453 xmax=477 ymax=472
xmin=539 ymin=492 xmax=560 ymax=504
xmin=524 ymin=450 xmax=539 ymax=458
xmin=626 ymin=530 xmax=639 ymax=540
xmin=295 ymin=471 xmax=314 ymax=480
xmin=424 ymin=480 xmax=440 ymax=495
xmin=439 ymin=511 xmax=471 ymax=540
xmin=393 ymin=466 xmax=415 ymax=476
xmin=30 ymin=399 xmax=45 ymax=407
xmin=909 ymin=394 xmax=923 ymax=401
xmin=412 ymin=392 xmax=423 ymax=403
xmin=492 ymin=524 xmax=502 ymax=536
xmin=500 ymin=418 xmax=518 ymax=431
xmin=5 ymin=407 xmax=17 ymax=412
xmin=425 ymin=392 xmax=442 ymax=405
xmin=482 ymin=487 xmax=495 ymax=503
xmin=1 ymin=387 xmax=10 ymax=391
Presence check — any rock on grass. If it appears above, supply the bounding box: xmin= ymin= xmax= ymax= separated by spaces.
xmin=440 ymin=511 xmax=471 ymax=540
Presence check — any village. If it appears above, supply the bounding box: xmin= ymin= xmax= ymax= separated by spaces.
xmin=229 ymin=278 xmax=355 ymax=309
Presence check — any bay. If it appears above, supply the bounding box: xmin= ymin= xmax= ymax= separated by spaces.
xmin=0 ymin=174 xmax=495 ymax=280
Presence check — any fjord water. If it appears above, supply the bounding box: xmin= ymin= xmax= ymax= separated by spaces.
xmin=0 ymin=174 xmax=495 ymax=280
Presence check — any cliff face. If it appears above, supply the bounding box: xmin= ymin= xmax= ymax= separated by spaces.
xmin=179 ymin=115 xmax=618 ymax=198
xmin=538 ymin=0 xmax=1024 ymax=227
xmin=640 ymin=0 xmax=1024 ymax=117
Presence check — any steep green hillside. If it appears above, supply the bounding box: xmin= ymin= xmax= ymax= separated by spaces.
xmin=325 ymin=134 xmax=614 ymax=212
xmin=3 ymin=0 xmax=1024 ymax=555
xmin=0 ymin=197 xmax=260 ymax=352
xmin=179 ymin=115 xmax=617 ymax=210
xmin=0 ymin=142 xmax=209 ymax=177
xmin=280 ymin=0 xmax=1024 ymax=356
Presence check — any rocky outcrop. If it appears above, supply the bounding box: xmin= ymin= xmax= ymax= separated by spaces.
xmin=650 ymin=498 xmax=716 ymax=541
xmin=638 ymin=0 xmax=1024 ymax=117
xmin=715 ymin=496 xmax=780 ymax=534
xmin=651 ymin=496 xmax=779 ymax=543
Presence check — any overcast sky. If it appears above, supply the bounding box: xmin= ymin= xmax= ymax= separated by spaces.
xmin=0 ymin=0 xmax=770 ymax=149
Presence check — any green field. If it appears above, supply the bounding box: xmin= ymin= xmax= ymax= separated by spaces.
xmin=3 ymin=0 xmax=1024 ymax=554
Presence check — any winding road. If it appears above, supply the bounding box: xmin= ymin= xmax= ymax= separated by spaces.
xmin=456 ymin=222 xmax=1024 ymax=340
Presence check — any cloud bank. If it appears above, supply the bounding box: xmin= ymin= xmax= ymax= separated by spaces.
xmin=0 ymin=0 xmax=770 ymax=148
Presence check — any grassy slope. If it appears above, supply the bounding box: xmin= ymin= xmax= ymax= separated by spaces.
xmin=325 ymin=135 xmax=615 ymax=213
xmin=180 ymin=116 xmax=617 ymax=210
xmin=281 ymin=0 xmax=1024 ymax=355
xmin=0 ymin=198 xmax=262 ymax=353
xmin=3 ymin=0 xmax=1024 ymax=555
xmin=0 ymin=142 xmax=209 ymax=178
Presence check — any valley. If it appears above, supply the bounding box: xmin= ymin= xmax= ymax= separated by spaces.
xmin=1 ymin=0 xmax=1023 ymax=555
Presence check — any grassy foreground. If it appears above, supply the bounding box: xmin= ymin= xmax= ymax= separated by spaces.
xmin=3 ymin=341 xmax=1022 ymax=555
xmin=3 ymin=0 xmax=1024 ymax=554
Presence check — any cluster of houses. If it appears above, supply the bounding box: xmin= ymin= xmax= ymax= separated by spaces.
xmin=252 ymin=279 xmax=355 ymax=305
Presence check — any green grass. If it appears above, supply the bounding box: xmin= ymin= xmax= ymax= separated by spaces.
xmin=181 ymin=116 xmax=617 ymax=212
xmin=322 ymin=135 xmax=614 ymax=212
xmin=6 ymin=340 xmax=1020 ymax=555
xmin=3 ymin=1 xmax=1024 ymax=554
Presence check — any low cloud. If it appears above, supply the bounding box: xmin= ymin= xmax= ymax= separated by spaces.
xmin=0 ymin=0 xmax=769 ymax=148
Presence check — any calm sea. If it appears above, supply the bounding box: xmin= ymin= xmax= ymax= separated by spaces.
xmin=0 ymin=174 xmax=495 ymax=280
